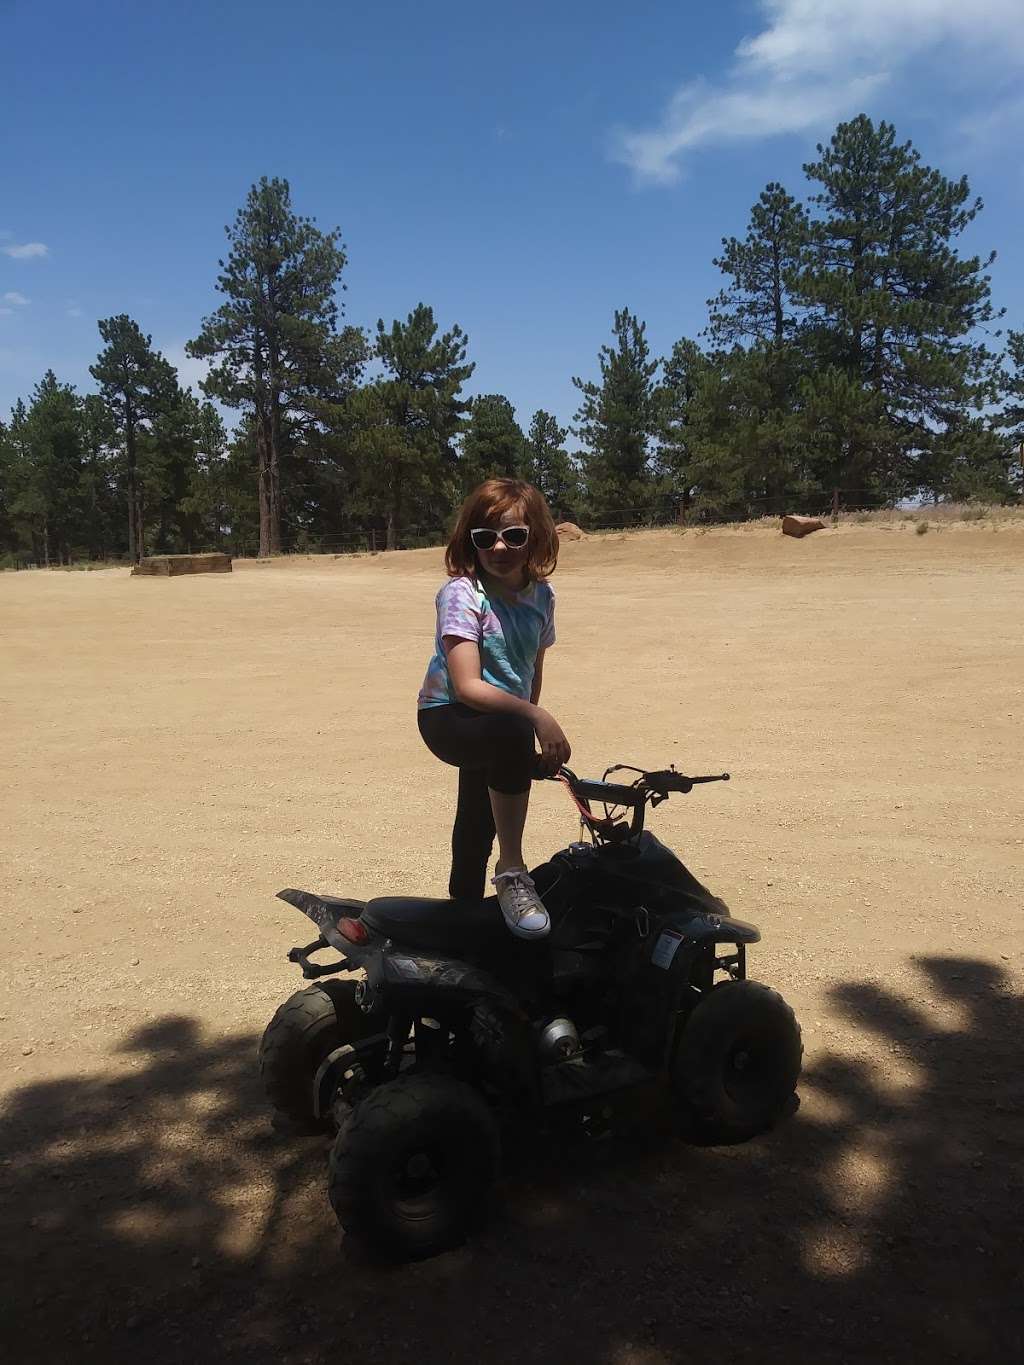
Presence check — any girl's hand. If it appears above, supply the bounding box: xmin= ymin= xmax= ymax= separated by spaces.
xmin=533 ymin=709 xmax=571 ymax=776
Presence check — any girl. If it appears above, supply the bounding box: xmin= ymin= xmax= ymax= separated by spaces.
xmin=417 ymin=478 xmax=571 ymax=938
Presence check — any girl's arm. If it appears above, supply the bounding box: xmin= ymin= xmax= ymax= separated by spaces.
xmin=444 ymin=637 xmax=537 ymax=719
xmin=530 ymin=647 xmax=546 ymax=706
xmin=445 ymin=637 xmax=570 ymax=771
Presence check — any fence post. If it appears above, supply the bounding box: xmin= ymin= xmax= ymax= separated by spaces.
xmin=831 ymin=488 xmax=840 ymax=520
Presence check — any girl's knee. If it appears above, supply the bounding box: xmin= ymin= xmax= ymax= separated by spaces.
xmin=487 ymin=712 xmax=534 ymax=751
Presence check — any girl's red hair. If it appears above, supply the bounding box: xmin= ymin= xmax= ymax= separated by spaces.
xmin=445 ymin=478 xmax=559 ymax=581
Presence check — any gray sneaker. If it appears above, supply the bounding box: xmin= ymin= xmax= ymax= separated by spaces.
xmin=492 ymin=868 xmax=550 ymax=939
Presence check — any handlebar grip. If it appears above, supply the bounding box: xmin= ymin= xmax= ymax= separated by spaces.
xmin=644 ymin=770 xmax=730 ymax=794
xmin=643 ymin=770 xmax=692 ymax=794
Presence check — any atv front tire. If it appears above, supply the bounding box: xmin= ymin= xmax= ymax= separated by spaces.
xmin=258 ymin=980 xmax=369 ymax=1128
xmin=673 ymin=979 xmax=802 ymax=1142
xmin=328 ymin=1073 xmax=500 ymax=1260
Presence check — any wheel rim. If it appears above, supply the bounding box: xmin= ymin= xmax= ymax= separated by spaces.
xmin=389 ymin=1143 xmax=448 ymax=1220
xmin=722 ymin=1033 xmax=783 ymax=1110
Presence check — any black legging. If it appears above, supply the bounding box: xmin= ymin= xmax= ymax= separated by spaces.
xmin=418 ymin=703 xmax=535 ymax=901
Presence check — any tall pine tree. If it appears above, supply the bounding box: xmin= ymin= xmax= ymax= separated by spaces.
xmin=348 ymin=305 xmax=474 ymax=547
xmin=187 ymin=177 xmax=356 ymax=556
xmin=572 ymin=308 xmax=661 ymax=521
xmin=795 ymin=115 xmax=1001 ymax=502
xmin=90 ymin=316 xmax=175 ymax=561
xmin=523 ymin=410 xmax=580 ymax=520
xmin=13 ymin=373 xmax=86 ymax=565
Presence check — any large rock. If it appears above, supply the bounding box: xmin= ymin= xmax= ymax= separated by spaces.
xmin=132 ymin=552 xmax=233 ymax=577
xmin=781 ymin=515 xmax=825 ymax=539
xmin=555 ymin=522 xmax=585 ymax=540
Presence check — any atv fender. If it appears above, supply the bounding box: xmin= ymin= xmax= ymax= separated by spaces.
xmin=313 ymin=1036 xmax=388 ymax=1119
xmin=277 ymin=888 xmax=374 ymax=966
xmin=658 ymin=909 xmax=760 ymax=947
xmin=620 ymin=910 xmax=760 ymax=1068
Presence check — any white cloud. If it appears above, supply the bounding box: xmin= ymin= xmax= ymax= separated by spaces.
xmin=2 ymin=291 xmax=30 ymax=306
xmin=614 ymin=0 xmax=1024 ymax=184
xmin=2 ymin=241 xmax=49 ymax=259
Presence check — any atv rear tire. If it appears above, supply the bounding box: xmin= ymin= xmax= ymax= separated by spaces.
xmin=258 ymin=980 xmax=369 ymax=1128
xmin=673 ymin=979 xmax=802 ymax=1142
xmin=328 ymin=1073 xmax=500 ymax=1260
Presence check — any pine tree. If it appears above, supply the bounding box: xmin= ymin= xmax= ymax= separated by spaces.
xmin=707 ymin=183 xmax=808 ymax=348
xmin=523 ymin=410 xmax=580 ymax=520
xmin=187 ymin=176 xmax=354 ymax=556
xmin=993 ymin=330 xmax=1024 ymax=501
xmin=795 ymin=366 xmax=890 ymax=506
xmin=221 ymin=417 xmax=261 ymax=553
xmin=915 ymin=414 xmax=1016 ymax=503
xmin=700 ymin=185 xmax=810 ymax=512
xmin=572 ymin=308 xmax=661 ymax=521
xmin=656 ymin=338 xmax=706 ymax=517
xmin=460 ymin=394 xmax=527 ymax=491
xmin=90 ymin=316 xmax=175 ymax=561
xmin=11 ymin=373 xmax=86 ymax=565
xmin=795 ymin=115 xmax=1001 ymax=502
xmin=659 ymin=343 xmax=808 ymax=520
xmin=349 ymin=305 xmax=474 ymax=548
xmin=180 ymin=401 xmax=231 ymax=549
xmin=79 ymin=394 xmax=120 ymax=560
xmin=0 ymin=415 xmax=15 ymax=557
xmin=143 ymin=379 xmax=208 ymax=552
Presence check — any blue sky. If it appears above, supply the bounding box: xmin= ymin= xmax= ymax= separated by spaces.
xmin=3 ymin=0 xmax=1024 ymax=436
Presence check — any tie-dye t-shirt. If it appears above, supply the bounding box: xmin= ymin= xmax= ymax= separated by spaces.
xmin=417 ymin=574 xmax=556 ymax=709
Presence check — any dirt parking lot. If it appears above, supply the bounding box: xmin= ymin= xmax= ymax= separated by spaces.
xmin=2 ymin=522 xmax=1022 ymax=1363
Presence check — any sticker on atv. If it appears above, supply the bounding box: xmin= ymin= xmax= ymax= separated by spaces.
xmin=651 ymin=928 xmax=684 ymax=970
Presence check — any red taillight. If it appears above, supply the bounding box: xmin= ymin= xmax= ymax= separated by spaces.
xmin=337 ymin=916 xmax=369 ymax=945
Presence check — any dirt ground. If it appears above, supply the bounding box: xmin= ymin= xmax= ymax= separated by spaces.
xmin=2 ymin=521 xmax=1022 ymax=1364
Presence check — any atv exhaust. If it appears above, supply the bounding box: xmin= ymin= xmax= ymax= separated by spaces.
xmin=538 ymin=1016 xmax=582 ymax=1061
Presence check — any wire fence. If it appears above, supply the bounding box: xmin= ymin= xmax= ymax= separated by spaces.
xmin=9 ymin=488 xmax=1003 ymax=570
xmin=234 ymin=488 xmax=896 ymax=558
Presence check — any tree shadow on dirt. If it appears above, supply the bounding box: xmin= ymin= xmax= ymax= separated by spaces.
xmin=1 ymin=955 xmax=1021 ymax=1364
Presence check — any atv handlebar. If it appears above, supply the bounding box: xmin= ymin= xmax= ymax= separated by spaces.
xmin=549 ymin=765 xmax=729 ymax=843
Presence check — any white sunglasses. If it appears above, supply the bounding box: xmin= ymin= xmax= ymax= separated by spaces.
xmin=470 ymin=525 xmax=530 ymax=551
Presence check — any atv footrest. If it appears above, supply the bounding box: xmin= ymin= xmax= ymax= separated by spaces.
xmin=542 ymin=1049 xmax=654 ymax=1107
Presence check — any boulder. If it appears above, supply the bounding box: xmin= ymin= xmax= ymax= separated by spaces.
xmin=781 ymin=515 xmax=825 ymax=539
xmin=132 ymin=552 xmax=233 ymax=577
xmin=555 ymin=522 xmax=585 ymax=541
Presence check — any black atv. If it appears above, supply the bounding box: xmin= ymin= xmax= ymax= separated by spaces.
xmin=259 ymin=763 xmax=802 ymax=1260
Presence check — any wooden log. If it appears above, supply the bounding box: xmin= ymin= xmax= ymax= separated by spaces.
xmin=132 ymin=553 xmax=233 ymax=577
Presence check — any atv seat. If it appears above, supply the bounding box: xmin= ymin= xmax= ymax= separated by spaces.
xmin=362 ymin=895 xmax=506 ymax=955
